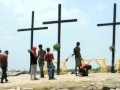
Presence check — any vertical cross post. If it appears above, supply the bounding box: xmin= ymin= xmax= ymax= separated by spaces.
xmin=97 ymin=3 xmax=120 ymax=73
xmin=43 ymin=4 xmax=77 ymax=75
xmin=18 ymin=11 xmax=48 ymax=71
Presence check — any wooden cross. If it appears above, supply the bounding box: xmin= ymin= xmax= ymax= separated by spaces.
xmin=18 ymin=11 xmax=48 ymax=71
xmin=97 ymin=3 xmax=120 ymax=73
xmin=43 ymin=4 xmax=77 ymax=75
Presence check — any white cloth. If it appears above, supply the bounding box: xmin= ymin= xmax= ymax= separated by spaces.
xmin=31 ymin=64 xmax=37 ymax=80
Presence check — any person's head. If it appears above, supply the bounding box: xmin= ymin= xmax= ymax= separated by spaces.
xmin=46 ymin=48 xmax=50 ymax=52
xmin=32 ymin=46 xmax=37 ymax=52
xmin=38 ymin=44 xmax=42 ymax=50
xmin=76 ymin=42 xmax=80 ymax=47
xmin=0 ymin=49 xmax=1 ymax=53
xmin=4 ymin=50 xmax=9 ymax=55
xmin=87 ymin=65 xmax=92 ymax=70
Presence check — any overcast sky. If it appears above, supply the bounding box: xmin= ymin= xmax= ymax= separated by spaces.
xmin=0 ymin=0 xmax=120 ymax=71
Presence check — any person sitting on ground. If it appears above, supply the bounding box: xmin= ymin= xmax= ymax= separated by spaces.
xmin=79 ymin=64 xmax=92 ymax=76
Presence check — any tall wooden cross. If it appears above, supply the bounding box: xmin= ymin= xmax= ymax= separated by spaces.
xmin=97 ymin=3 xmax=120 ymax=73
xmin=43 ymin=4 xmax=77 ymax=75
xmin=18 ymin=11 xmax=48 ymax=71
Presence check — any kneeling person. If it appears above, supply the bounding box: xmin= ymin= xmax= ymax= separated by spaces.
xmin=79 ymin=64 xmax=92 ymax=76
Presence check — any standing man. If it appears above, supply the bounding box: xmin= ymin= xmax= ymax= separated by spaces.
xmin=0 ymin=50 xmax=9 ymax=83
xmin=74 ymin=42 xmax=82 ymax=76
xmin=38 ymin=44 xmax=46 ymax=78
xmin=44 ymin=48 xmax=55 ymax=80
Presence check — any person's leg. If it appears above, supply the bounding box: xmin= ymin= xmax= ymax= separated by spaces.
xmin=82 ymin=69 xmax=87 ymax=76
xmin=1 ymin=66 xmax=8 ymax=83
xmin=47 ymin=63 xmax=52 ymax=80
xmin=31 ymin=65 xmax=34 ymax=80
xmin=51 ymin=63 xmax=55 ymax=79
xmin=33 ymin=65 xmax=37 ymax=79
xmin=38 ymin=60 xmax=41 ymax=77
xmin=75 ymin=59 xmax=77 ymax=75
xmin=41 ymin=59 xmax=44 ymax=77
xmin=78 ymin=61 xmax=81 ymax=75
xmin=86 ymin=69 xmax=88 ymax=76
xmin=52 ymin=68 xmax=55 ymax=79
xmin=4 ymin=66 xmax=8 ymax=82
xmin=39 ymin=59 xmax=44 ymax=78
xmin=1 ymin=66 xmax=4 ymax=83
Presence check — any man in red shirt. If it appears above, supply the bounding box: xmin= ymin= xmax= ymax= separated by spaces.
xmin=44 ymin=48 xmax=55 ymax=80
xmin=0 ymin=50 xmax=9 ymax=83
xmin=79 ymin=64 xmax=92 ymax=76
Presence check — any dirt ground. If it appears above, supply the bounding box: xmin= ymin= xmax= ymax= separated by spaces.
xmin=0 ymin=73 xmax=120 ymax=90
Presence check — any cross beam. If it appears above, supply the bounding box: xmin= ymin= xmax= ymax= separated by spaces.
xmin=17 ymin=11 xmax=48 ymax=71
xmin=18 ymin=27 xmax=48 ymax=31
xmin=97 ymin=3 xmax=120 ymax=73
xmin=43 ymin=4 xmax=77 ymax=75
xmin=43 ymin=19 xmax=77 ymax=24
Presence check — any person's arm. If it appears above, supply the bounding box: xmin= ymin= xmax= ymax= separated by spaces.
xmin=52 ymin=54 xmax=54 ymax=60
xmin=44 ymin=50 xmax=46 ymax=55
xmin=80 ymin=53 xmax=82 ymax=60
xmin=28 ymin=49 xmax=32 ymax=53
xmin=37 ymin=51 xmax=40 ymax=60
xmin=73 ymin=48 xmax=76 ymax=55
xmin=44 ymin=55 xmax=47 ymax=61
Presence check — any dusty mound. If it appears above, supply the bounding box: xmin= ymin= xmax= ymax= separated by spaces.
xmin=0 ymin=73 xmax=120 ymax=90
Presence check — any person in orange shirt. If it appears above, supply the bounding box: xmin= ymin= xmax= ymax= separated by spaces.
xmin=44 ymin=48 xmax=55 ymax=80
xmin=0 ymin=50 xmax=9 ymax=83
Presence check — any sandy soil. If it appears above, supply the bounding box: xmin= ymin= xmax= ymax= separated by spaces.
xmin=0 ymin=73 xmax=120 ymax=90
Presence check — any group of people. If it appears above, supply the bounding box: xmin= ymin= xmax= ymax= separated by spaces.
xmin=28 ymin=42 xmax=92 ymax=80
xmin=0 ymin=42 xmax=92 ymax=83
xmin=0 ymin=50 xmax=9 ymax=83
xmin=28 ymin=44 xmax=55 ymax=80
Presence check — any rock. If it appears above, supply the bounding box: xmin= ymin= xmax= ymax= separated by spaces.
xmin=95 ymin=83 xmax=103 ymax=90
xmin=116 ymin=88 xmax=120 ymax=90
xmin=104 ymin=84 xmax=116 ymax=89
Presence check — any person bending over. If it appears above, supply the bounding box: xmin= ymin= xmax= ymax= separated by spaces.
xmin=79 ymin=64 xmax=92 ymax=76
